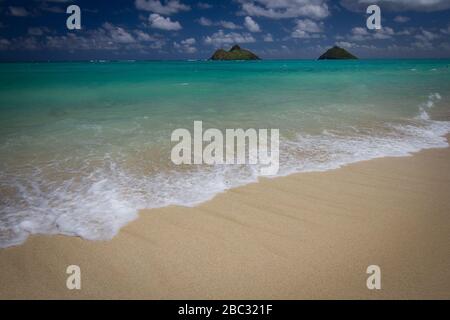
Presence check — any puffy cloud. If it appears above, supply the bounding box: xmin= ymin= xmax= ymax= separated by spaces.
xmin=197 ymin=2 xmax=213 ymax=9
xmin=174 ymin=37 xmax=197 ymax=53
xmin=335 ymin=41 xmax=376 ymax=50
xmin=441 ymin=25 xmax=450 ymax=35
xmin=204 ymin=30 xmax=255 ymax=47
xmin=102 ymin=23 xmax=136 ymax=43
xmin=133 ymin=30 xmax=165 ymax=49
xmin=335 ymin=41 xmax=355 ymax=48
xmin=27 ymin=27 xmax=50 ymax=36
xmin=198 ymin=18 xmax=242 ymax=29
xmin=291 ymin=19 xmax=324 ymax=38
xmin=198 ymin=17 xmax=213 ymax=26
xmin=340 ymin=0 xmax=450 ymax=12
xmin=219 ymin=21 xmax=241 ymax=30
xmin=135 ymin=0 xmax=190 ymax=15
xmin=415 ymin=29 xmax=439 ymax=42
xmin=38 ymin=3 xmax=65 ymax=13
xmin=9 ymin=6 xmax=29 ymax=17
xmin=351 ymin=27 xmax=369 ymax=36
xmin=0 ymin=38 xmax=11 ymax=50
xmin=394 ymin=16 xmax=410 ymax=23
xmin=295 ymin=19 xmax=323 ymax=33
xmin=244 ymin=16 xmax=261 ymax=32
xmin=181 ymin=38 xmax=195 ymax=45
xmin=263 ymin=33 xmax=274 ymax=42
xmin=347 ymin=26 xmax=395 ymax=41
xmin=336 ymin=25 xmax=441 ymax=54
xmin=149 ymin=13 xmax=182 ymax=31
xmin=1 ymin=23 xmax=166 ymax=52
xmin=236 ymin=0 xmax=329 ymax=20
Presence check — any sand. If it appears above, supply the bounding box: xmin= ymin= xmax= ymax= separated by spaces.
xmin=1 ymin=139 xmax=450 ymax=299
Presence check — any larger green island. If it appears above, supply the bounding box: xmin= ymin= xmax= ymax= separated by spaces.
xmin=210 ymin=45 xmax=261 ymax=61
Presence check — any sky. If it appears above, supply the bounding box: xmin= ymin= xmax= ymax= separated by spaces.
xmin=0 ymin=0 xmax=449 ymax=61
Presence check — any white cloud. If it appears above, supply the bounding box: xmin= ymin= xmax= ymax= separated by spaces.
xmin=174 ymin=37 xmax=197 ymax=53
xmin=340 ymin=0 xmax=450 ymax=12
xmin=9 ymin=6 xmax=29 ymax=17
xmin=396 ymin=28 xmax=413 ymax=36
xmin=102 ymin=23 xmax=136 ymax=43
xmin=204 ymin=30 xmax=255 ymax=47
xmin=198 ymin=17 xmax=213 ymax=26
xmin=394 ymin=16 xmax=410 ymax=23
xmin=135 ymin=0 xmax=190 ymax=15
xmin=347 ymin=26 xmax=395 ymax=41
xmin=197 ymin=2 xmax=213 ymax=9
xmin=0 ymin=38 xmax=11 ymax=50
xmin=182 ymin=38 xmax=195 ymax=45
xmin=335 ymin=41 xmax=376 ymax=50
xmin=412 ymin=40 xmax=434 ymax=50
xmin=27 ymin=27 xmax=50 ymax=36
xmin=335 ymin=41 xmax=355 ymax=48
xmin=441 ymin=25 xmax=450 ymax=35
xmin=337 ymin=25 xmax=441 ymax=53
xmin=134 ymin=30 xmax=156 ymax=42
xmin=263 ymin=33 xmax=274 ymax=42
xmin=373 ymin=27 xmax=395 ymax=39
xmin=1 ymin=22 xmax=167 ymax=52
xmin=295 ymin=19 xmax=323 ymax=33
xmin=198 ymin=18 xmax=242 ymax=29
xmin=244 ymin=16 xmax=261 ymax=32
xmin=352 ymin=27 xmax=369 ymax=36
xmin=149 ymin=13 xmax=182 ymax=31
xmin=236 ymin=0 xmax=329 ymax=20
xmin=291 ymin=19 xmax=324 ymax=39
xmin=219 ymin=21 xmax=241 ymax=30
xmin=415 ymin=29 xmax=439 ymax=42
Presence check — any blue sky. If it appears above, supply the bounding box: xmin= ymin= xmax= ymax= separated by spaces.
xmin=0 ymin=0 xmax=449 ymax=61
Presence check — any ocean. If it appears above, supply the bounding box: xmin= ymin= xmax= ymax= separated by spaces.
xmin=1 ymin=59 xmax=450 ymax=248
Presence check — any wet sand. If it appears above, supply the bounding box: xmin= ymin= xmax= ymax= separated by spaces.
xmin=1 ymin=138 xmax=450 ymax=299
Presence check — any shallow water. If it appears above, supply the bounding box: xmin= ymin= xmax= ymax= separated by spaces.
xmin=1 ymin=59 xmax=450 ymax=247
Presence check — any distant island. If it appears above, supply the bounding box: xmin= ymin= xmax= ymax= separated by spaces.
xmin=210 ymin=45 xmax=260 ymax=61
xmin=318 ymin=46 xmax=358 ymax=60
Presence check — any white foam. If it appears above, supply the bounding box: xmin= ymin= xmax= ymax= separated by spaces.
xmin=1 ymin=94 xmax=450 ymax=248
xmin=279 ymin=120 xmax=450 ymax=177
xmin=417 ymin=93 xmax=441 ymax=120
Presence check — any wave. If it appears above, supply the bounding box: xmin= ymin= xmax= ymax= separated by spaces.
xmin=417 ymin=93 xmax=441 ymax=120
xmin=1 ymin=94 xmax=450 ymax=248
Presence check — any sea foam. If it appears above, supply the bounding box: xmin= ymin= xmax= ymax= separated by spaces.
xmin=1 ymin=94 xmax=450 ymax=248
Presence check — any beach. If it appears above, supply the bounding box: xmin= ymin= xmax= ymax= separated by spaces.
xmin=1 ymin=60 xmax=450 ymax=249
xmin=1 ymin=137 xmax=449 ymax=300
xmin=1 ymin=0 xmax=450 ymax=302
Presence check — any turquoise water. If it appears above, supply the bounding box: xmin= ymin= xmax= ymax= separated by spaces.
xmin=1 ymin=60 xmax=450 ymax=247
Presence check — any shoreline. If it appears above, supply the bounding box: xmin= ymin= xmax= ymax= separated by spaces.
xmin=1 ymin=136 xmax=450 ymax=299
xmin=3 ymin=126 xmax=450 ymax=250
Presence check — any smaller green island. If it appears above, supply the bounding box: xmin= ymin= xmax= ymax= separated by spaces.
xmin=210 ymin=45 xmax=260 ymax=61
xmin=318 ymin=46 xmax=358 ymax=60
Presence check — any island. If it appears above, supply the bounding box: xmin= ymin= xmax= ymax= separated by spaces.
xmin=210 ymin=45 xmax=260 ymax=61
xmin=318 ymin=46 xmax=358 ymax=60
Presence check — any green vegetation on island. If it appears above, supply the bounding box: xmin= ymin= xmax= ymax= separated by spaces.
xmin=210 ymin=45 xmax=260 ymax=61
xmin=318 ymin=46 xmax=358 ymax=60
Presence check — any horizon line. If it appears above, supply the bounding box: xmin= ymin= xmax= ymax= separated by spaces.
xmin=1 ymin=57 xmax=450 ymax=63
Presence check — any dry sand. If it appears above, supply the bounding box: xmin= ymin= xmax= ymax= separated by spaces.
xmin=1 ymin=139 xmax=450 ymax=299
